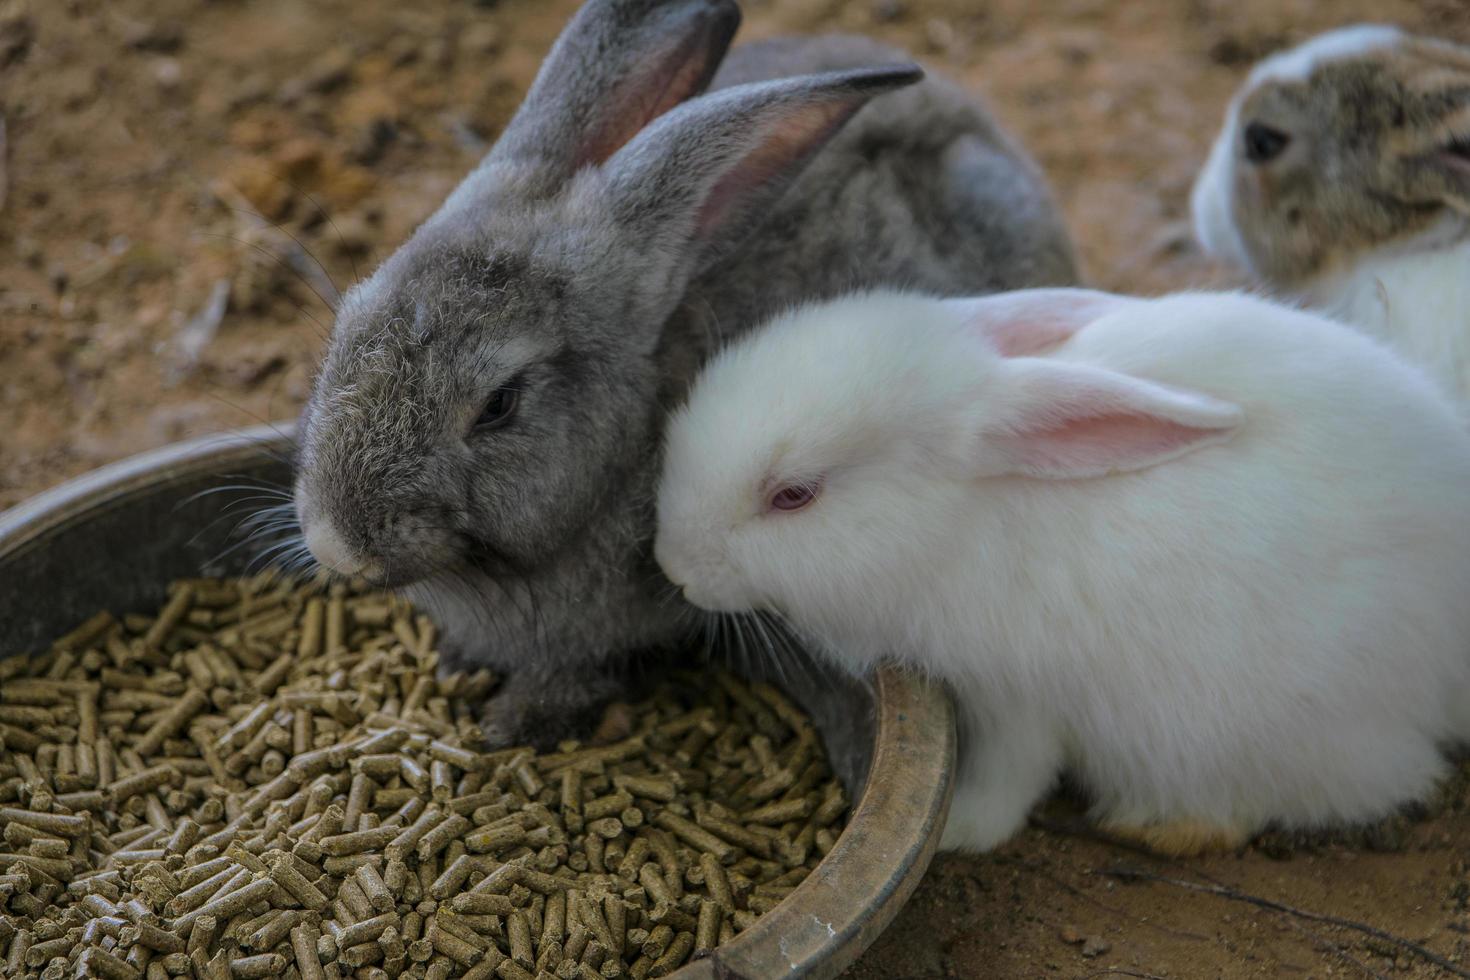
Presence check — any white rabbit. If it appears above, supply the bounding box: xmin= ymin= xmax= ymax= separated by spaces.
xmin=1191 ymin=25 xmax=1470 ymax=405
xmin=655 ymin=288 xmax=1470 ymax=856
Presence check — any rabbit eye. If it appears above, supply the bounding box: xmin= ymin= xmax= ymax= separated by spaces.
xmin=769 ymin=483 xmax=820 ymax=513
xmin=1243 ymin=122 xmax=1290 ymax=163
xmin=476 ymin=384 xmax=520 ymax=430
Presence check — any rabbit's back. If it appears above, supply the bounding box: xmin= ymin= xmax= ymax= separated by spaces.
xmin=682 ymin=36 xmax=1078 ymax=334
xmin=935 ymin=301 xmax=1470 ymax=827
xmin=1044 ymin=295 xmax=1470 ymax=585
xmin=955 ymin=299 xmax=1470 ymax=814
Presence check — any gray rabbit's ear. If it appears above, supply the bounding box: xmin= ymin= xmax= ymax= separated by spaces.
xmin=599 ymin=65 xmax=923 ymax=289
xmin=490 ymin=0 xmax=741 ymax=184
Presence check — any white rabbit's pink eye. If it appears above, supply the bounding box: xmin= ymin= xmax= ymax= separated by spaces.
xmin=1243 ymin=122 xmax=1290 ymax=164
xmin=770 ymin=483 xmax=819 ymax=512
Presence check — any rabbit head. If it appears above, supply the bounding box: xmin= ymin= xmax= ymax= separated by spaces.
xmin=1192 ymin=24 xmax=1470 ymax=288
xmin=294 ymin=0 xmax=921 ymax=590
xmin=654 ymin=289 xmax=1241 ymax=633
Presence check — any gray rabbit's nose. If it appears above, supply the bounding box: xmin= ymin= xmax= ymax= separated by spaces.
xmin=304 ymin=519 xmax=378 ymax=580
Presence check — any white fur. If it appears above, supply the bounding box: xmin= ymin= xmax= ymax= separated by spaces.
xmin=1190 ymin=114 xmax=1254 ymax=273
xmin=303 ymin=519 xmax=367 ymax=578
xmin=1248 ymin=25 xmax=1403 ymax=86
xmin=1190 ymin=25 xmax=1405 ymax=276
xmin=656 ymin=289 xmax=1470 ymax=851
xmin=1306 ymin=231 xmax=1470 ymax=406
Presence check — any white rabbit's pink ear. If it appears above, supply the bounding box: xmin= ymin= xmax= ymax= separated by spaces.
xmin=974 ymin=359 xmax=1243 ymax=479
xmin=943 ymin=289 xmax=1134 ymax=357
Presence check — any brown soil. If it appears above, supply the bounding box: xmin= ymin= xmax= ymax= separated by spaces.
xmin=4 ymin=0 xmax=1470 ymax=976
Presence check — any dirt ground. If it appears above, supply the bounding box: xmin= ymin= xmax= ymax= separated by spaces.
xmin=4 ymin=0 xmax=1470 ymax=976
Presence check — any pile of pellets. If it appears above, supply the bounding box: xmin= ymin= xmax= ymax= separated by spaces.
xmin=0 ymin=574 xmax=849 ymax=980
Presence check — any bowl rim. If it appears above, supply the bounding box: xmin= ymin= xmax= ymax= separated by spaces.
xmin=0 ymin=424 xmax=956 ymax=979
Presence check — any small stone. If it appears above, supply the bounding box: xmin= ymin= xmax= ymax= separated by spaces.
xmin=153 ymin=57 xmax=183 ymax=90
xmin=215 ymin=163 xmax=294 ymax=222
xmin=460 ymin=22 xmax=502 ymax=55
xmin=384 ymin=35 xmax=421 ymax=68
xmin=1149 ymin=221 xmax=1194 ymax=259
xmin=58 ymin=68 xmax=102 ymax=113
xmin=347 ymin=109 xmax=399 ymax=165
xmin=924 ymin=18 xmax=957 ymax=55
xmin=0 ymin=2 xmax=34 ymax=67
xmin=1058 ymin=924 xmax=1083 ymax=945
xmin=1080 ymin=937 xmax=1110 ymax=958
xmin=15 ymin=235 xmax=43 ymax=268
xmin=47 ymin=261 xmax=69 ymax=295
xmin=1208 ymin=32 xmax=1287 ymax=68
xmin=278 ymin=47 xmax=353 ymax=104
xmin=301 ymin=47 xmax=353 ymax=94
xmin=122 ymin=19 xmax=184 ymax=53
xmin=871 ymin=0 xmax=905 ymax=21
xmin=228 ymin=73 xmax=272 ymax=111
xmin=273 ymin=137 xmax=325 ymax=174
xmin=327 ymin=211 xmax=376 ymax=259
xmin=228 ymin=355 xmax=288 ymax=388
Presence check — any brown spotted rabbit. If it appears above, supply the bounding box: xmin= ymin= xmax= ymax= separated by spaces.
xmin=1193 ymin=25 xmax=1470 ymax=403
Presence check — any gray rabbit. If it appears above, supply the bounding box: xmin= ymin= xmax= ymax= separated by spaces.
xmin=293 ymin=0 xmax=1077 ymax=745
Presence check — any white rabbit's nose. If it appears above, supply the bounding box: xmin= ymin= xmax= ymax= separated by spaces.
xmin=304 ymin=519 xmax=369 ymax=577
xmin=678 ymin=581 xmax=734 ymax=614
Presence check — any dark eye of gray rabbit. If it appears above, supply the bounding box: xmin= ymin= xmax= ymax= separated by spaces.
xmin=476 ymin=382 xmax=521 ymax=431
xmin=1243 ymin=122 xmax=1290 ymax=164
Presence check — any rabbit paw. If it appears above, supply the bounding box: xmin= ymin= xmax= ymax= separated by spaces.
xmin=1100 ymin=818 xmax=1248 ymax=857
xmin=475 ymin=667 xmax=630 ymax=751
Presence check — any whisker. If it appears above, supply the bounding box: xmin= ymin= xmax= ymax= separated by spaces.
xmin=760 ymin=608 xmax=823 ymax=692
xmin=180 ymin=481 xmax=292 ymax=506
xmin=199 ymin=232 xmax=338 ymax=314
xmin=217 ymin=204 xmax=343 ymax=300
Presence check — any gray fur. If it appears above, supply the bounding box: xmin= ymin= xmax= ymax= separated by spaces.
xmin=294 ymin=0 xmax=1077 ymax=745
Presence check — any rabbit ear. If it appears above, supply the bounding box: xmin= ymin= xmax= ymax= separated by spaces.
xmin=490 ymin=0 xmax=741 ymax=184
xmin=1400 ymin=44 xmax=1470 ymax=213
xmin=972 ymin=359 xmax=1243 ymax=480
xmin=599 ymin=65 xmax=923 ymax=285
xmin=943 ymin=289 xmax=1134 ymax=357
xmin=1431 ymin=140 xmax=1470 ymax=212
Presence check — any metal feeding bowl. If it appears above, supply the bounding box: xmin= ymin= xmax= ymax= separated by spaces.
xmin=0 ymin=426 xmax=955 ymax=979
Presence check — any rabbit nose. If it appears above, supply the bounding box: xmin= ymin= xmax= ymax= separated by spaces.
xmin=678 ymin=583 xmax=718 ymax=611
xmin=305 ymin=519 xmax=371 ymax=578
